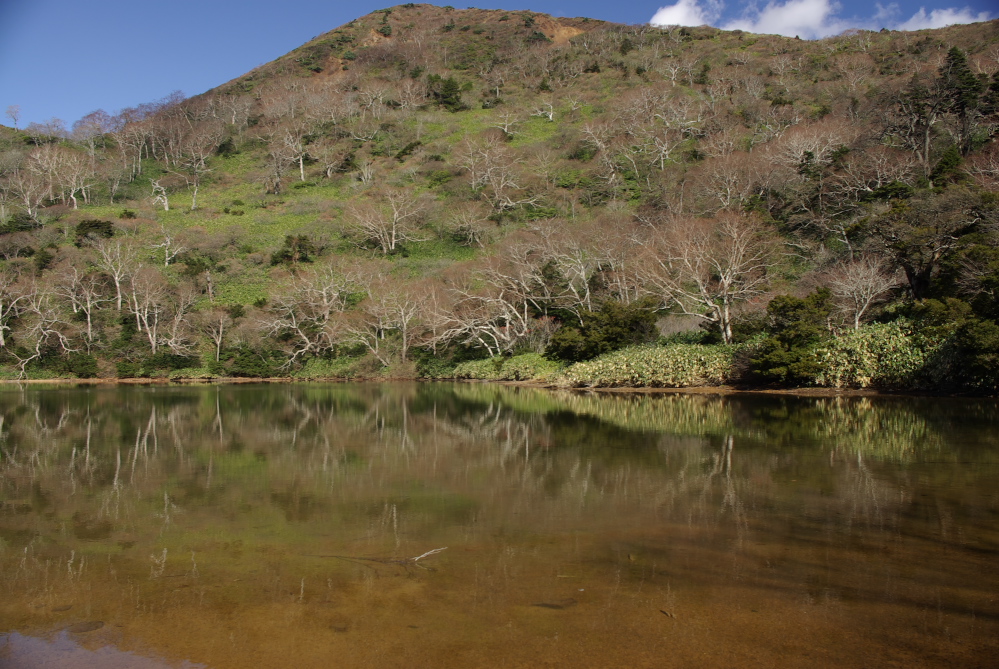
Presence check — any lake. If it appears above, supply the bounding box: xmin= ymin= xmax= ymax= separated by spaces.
xmin=1 ymin=383 xmax=997 ymax=668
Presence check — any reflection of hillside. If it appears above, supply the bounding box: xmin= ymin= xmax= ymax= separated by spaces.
xmin=1 ymin=385 xmax=994 ymax=543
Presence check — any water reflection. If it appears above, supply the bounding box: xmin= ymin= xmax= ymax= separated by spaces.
xmin=0 ymin=383 xmax=997 ymax=668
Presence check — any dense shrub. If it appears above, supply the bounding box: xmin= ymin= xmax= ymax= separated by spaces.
xmin=40 ymin=351 xmax=99 ymax=378
xmin=116 ymin=361 xmax=140 ymax=378
xmin=64 ymin=353 xmax=99 ymax=378
xmin=0 ymin=212 xmax=40 ymax=234
xmin=74 ymin=219 xmax=114 ymax=246
xmin=496 ymin=353 xmax=561 ymax=380
xmin=752 ymin=289 xmax=834 ymax=385
xmin=427 ymin=75 xmax=467 ymax=112
xmin=229 ymin=348 xmax=279 ymax=378
xmin=559 ymin=344 xmax=736 ymax=388
xmin=811 ymin=322 xmax=938 ymax=389
xmin=546 ymin=298 xmax=659 ymax=363
xmin=414 ymin=344 xmax=488 ymax=379
xmin=271 ymin=235 xmax=315 ymax=265
xmin=452 ymin=357 xmax=504 ymax=379
xmin=415 ymin=355 xmax=457 ymax=379
xmin=141 ymin=353 xmax=201 ymax=376
xmin=951 ymin=318 xmax=999 ymax=392
xmin=451 ymin=354 xmax=560 ymax=381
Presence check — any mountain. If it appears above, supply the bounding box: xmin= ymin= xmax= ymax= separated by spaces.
xmin=0 ymin=6 xmax=998 ymax=390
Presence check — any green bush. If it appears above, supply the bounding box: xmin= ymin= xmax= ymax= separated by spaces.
xmin=497 ymin=353 xmax=561 ymax=380
xmin=752 ymin=289 xmax=834 ymax=385
xmin=230 ymin=348 xmax=279 ymax=378
xmin=0 ymin=211 xmax=40 ymax=234
xmin=546 ymin=298 xmax=659 ymax=363
xmin=415 ymin=354 xmax=458 ymax=379
xmin=65 ymin=353 xmax=98 ymax=378
xmin=44 ymin=352 xmax=99 ymax=378
xmin=116 ymin=361 xmax=140 ymax=378
xmin=453 ymin=357 xmax=504 ymax=379
xmin=74 ymin=219 xmax=114 ymax=246
xmin=427 ymin=75 xmax=467 ymax=112
xmin=452 ymin=354 xmax=561 ymax=381
xmin=952 ymin=318 xmax=999 ymax=391
xmin=811 ymin=322 xmax=938 ymax=389
xmin=271 ymin=235 xmax=315 ymax=265
xmin=559 ymin=344 xmax=736 ymax=388
xmin=141 ymin=353 xmax=201 ymax=376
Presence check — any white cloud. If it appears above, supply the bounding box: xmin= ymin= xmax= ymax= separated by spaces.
xmin=648 ymin=0 xmax=994 ymax=37
xmin=650 ymin=0 xmax=723 ymax=27
xmin=722 ymin=0 xmax=852 ymax=39
xmin=895 ymin=7 xmax=993 ymax=30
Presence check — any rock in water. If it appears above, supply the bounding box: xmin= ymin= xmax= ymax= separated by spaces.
xmin=532 ymin=598 xmax=577 ymax=610
xmin=67 ymin=621 xmax=104 ymax=633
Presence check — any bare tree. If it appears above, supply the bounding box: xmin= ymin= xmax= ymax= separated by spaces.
xmin=5 ymin=105 xmax=20 ymax=129
xmin=71 ymin=109 xmax=115 ymax=159
xmin=491 ymin=111 xmax=521 ymax=137
xmin=173 ymin=121 xmax=224 ymax=210
xmin=11 ymin=280 xmax=75 ymax=379
xmin=128 ymin=267 xmax=169 ymax=354
xmin=0 ymin=268 xmax=29 ymax=348
xmin=160 ymin=281 xmax=199 ymax=354
xmin=346 ymin=273 xmax=429 ymax=364
xmin=195 ymin=307 xmax=235 ymax=362
xmin=260 ymin=260 xmax=359 ymax=366
xmin=428 ymin=247 xmax=548 ymax=357
xmin=637 ymin=213 xmax=779 ymax=343
xmin=151 ymin=224 xmax=187 ymax=267
xmin=56 ymin=149 xmax=94 ymax=209
xmin=346 ymin=188 xmax=427 ymax=254
xmin=281 ymin=121 xmax=312 ymax=182
xmin=97 ymin=149 xmax=132 ymax=204
xmin=832 ymin=53 xmax=875 ymax=92
xmin=828 ymin=256 xmax=900 ymax=329
xmin=444 ymin=203 xmax=494 ymax=247
xmin=24 ymin=118 xmax=67 ymax=145
xmin=456 ymin=137 xmax=539 ymax=211
xmin=5 ymin=167 xmax=46 ymax=219
xmin=26 ymin=143 xmax=65 ymax=201
xmin=310 ymin=137 xmax=352 ymax=179
xmin=530 ymin=219 xmax=601 ymax=318
xmin=258 ymin=129 xmax=298 ymax=194
xmin=151 ymin=179 xmax=169 ymax=210
xmin=91 ymin=236 xmax=139 ymax=311
xmin=51 ymin=256 xmax=113 ymax=347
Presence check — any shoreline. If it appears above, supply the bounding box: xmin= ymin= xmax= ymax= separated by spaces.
xmin=0 ymin=375 xmax=980 ymax=398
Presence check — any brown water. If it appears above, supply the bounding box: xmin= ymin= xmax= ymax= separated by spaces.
xmin=0 ymin=383 xmax=997 ymax=668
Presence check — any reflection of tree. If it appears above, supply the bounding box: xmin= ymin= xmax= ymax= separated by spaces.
xmin=448 ymin=387 xmax=954 ymax=464
xmin=0 ymin=385 xmax=994 ymax=554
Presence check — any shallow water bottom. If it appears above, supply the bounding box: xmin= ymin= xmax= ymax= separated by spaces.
xmin=3 ymin=517 xmax=996 ymax=669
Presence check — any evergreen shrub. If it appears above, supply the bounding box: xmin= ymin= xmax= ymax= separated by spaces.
xmin=811 ymin=322 xmax=938 ymax=389
xmin=560 ymin=344 xmax=736 ymax=388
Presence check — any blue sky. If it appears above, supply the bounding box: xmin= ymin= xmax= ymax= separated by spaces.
xmin=1 ymin=0 xmax=995 ymax=130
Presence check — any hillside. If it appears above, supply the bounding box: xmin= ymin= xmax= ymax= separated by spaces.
xmin=0 ymin=5 xmax=998 ymax=390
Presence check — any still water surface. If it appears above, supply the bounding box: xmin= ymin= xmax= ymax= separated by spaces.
xmin=0 ymin=383 xmax=997 ymax=668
